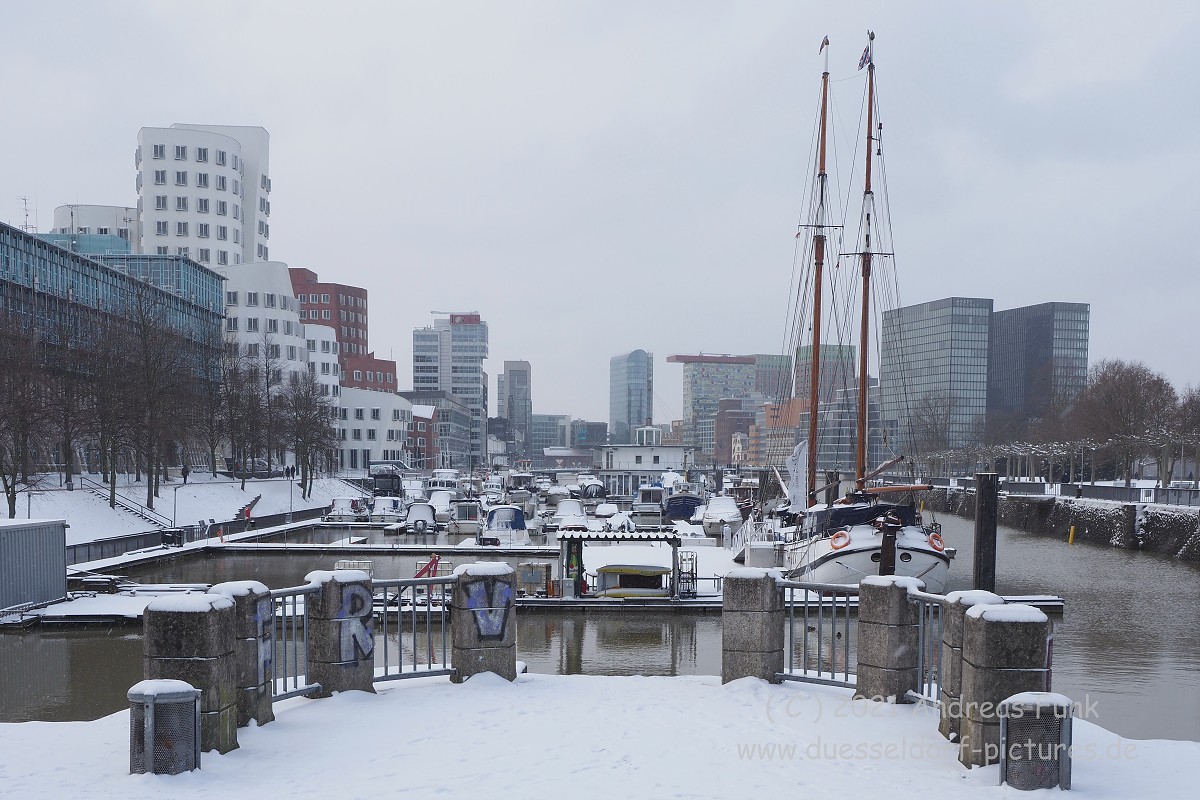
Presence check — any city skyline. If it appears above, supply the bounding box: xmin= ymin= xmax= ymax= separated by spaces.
xmin=2 ymin=3 xmax=1196 ymax=422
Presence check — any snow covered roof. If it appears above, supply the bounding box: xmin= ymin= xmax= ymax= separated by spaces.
xmin=556 ymin=530 xmax=681 ymax=543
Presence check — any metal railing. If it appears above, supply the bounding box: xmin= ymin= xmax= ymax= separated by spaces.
xmin=270 ymin=584 xmax=321 ymax=701
xmin=778 ymin=580 xmax=859 ymax=688
xmin=80 ymin=476 xmax=173 ymax=527
xmin=372 ymin=576 xmax=456 ymax=682
xmin=908 ymin=589 xmax=945 ymax=705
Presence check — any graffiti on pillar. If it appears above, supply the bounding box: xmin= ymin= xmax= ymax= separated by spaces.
xmin=463 ymin=577 xmax=514 ymax=640
xmin=337 ymin=583 xmax=375 ymax=660
xmin=254 ymin=597 xmax=274 ymax=686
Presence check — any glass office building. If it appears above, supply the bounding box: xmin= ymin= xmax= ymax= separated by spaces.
xmin=609 ymin=349 xmax=654 ymax=445
xmin=667 ymin=354 xmax=756 ymax=457
xmin=987 ymin=302 xmax=1090 ymax=430
xmin=880 ymin=297 xmax=993 ymax=453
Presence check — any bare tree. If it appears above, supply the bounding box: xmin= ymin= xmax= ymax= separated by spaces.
xmin=279 ymin=370 xmax=338 ymax=500
xmin=0 ymin=311 xmax=50 ymax=517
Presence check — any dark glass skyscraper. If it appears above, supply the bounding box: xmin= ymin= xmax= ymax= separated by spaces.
xmin=609 ymin=349 xmax=653 ymax=445
xmin=987 ymin=302 xmax=1090 ymax=437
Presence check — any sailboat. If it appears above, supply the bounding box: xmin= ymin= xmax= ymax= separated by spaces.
xmin=773 ymin=33 xmax=952 ymax=592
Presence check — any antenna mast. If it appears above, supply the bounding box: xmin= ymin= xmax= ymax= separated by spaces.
xmin=855 ymin=31 xmax=876 ymax=490
xmin=17 ymin=196 xmax=36 ymax=233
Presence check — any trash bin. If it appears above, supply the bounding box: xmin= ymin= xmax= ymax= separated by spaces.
xmin=999 ymin=692 xmax=1072 ymax=790
xmin=129 ymin=679 xmax=202 ymax=775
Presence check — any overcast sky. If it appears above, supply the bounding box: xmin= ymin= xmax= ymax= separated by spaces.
xmin=4 ymin=2 xmax=1198 ymax=423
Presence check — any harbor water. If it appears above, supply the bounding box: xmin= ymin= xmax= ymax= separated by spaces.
xmin=1 ymin=515 xmax=1197 ymax=741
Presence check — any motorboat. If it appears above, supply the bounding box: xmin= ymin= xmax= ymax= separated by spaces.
xmin=477 ymin=504 xmax=532 ymax=547
xmin=630 ymin=485 xmax=665 ymax=527
xmin=427 ymin=468 xmax=460 ymax=494
xmin=448 ymin=498 xmax=483 ymax=535
xmin=324 ymin=497 xmax=370 ymax=523
xmin=369 ymin=496 xmax=406 ymax=523
xmin=591 ymin=565 xmax=671 ymax=599
xmin=398 ymin=501 xmax=438 ymax=535
xmin=544 ymin=486 xmax=570 ymax=507
xmin=665 ymin=483 xmax=705 ymax=521
xmin=428 ymin=489 xmax=454 ymax=524
xmin=543 ymin=498 xmax=588 ymax=534
xmin=702 ymin=496 xmax=742 ymax=538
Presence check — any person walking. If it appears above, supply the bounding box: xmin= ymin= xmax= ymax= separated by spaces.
xmin=181 ymin=464 xmax=190 ymax=485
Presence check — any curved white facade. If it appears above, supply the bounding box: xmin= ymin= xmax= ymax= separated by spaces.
xmin=217 ymin=261 xmax=307 ymax=388
xmin=305 ymin=322 xmax=342 ymax=398
xmin=136 ymin=124 xmax=270 ymax=268
xmin=51 ymin=204 xmax=142 ymax=252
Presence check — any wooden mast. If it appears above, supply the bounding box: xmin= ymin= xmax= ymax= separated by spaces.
xmin=807 ymin=37 xmax=831 ymax=502
xmin=855 ymin=31 xmax=876 ymax=490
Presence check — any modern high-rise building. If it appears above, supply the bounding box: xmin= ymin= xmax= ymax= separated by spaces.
xmin=400 ymin=390 xmax=473 ymax=469
xmin=667 ymin=354 xmax=756 ymax=457
xmin=135 ymin=124 xmax=270 ymax=267
xmin=571 ymin=419 xmax=608 ymax=449
xmin=499 ymin=360 xmax=533 ymax=456
xmin=754 ymin=353 xmax=793 ymax=400
xmin=412 ymin=313 xmax=489 ymax=467
xmin=987 ymin=302 xmax=1090 ymax=438
xmin=609 ymin=349 xmax=654 ymax=445
xmin=529 ymin=414 xmax=570 ymax=469
xmin=880 ymin=297 xmax=993 ymax=453
xmin=289 ymin=267 xmax=396 ymax=393
xmin=793 ymin=345 xmax=856 ymax=408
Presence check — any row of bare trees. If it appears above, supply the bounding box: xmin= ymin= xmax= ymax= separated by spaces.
xmin=0 ymin=283 xmax=338 ymax=519
xmin=911 ymin=359 xmax=1200 ymax=486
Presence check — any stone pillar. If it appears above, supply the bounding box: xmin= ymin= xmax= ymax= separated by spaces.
xmin=450 ymin=563 xmax=517 ymax=683
xmin=304 ymin=569 xmax=376 ymax=697
xmin=937 ymin=590 xmax=1003 ymax=741
xmin=721 ymin=568 xmax=784 ymax=684
xmin=958 ymin=603 xmax=1050 ymax=768
xmin=144 ymin=593 xmax=239 ymax=754
xmin=446 ymin=563 xmax=511 ymax=681
xmin=855 ymin=575 xmax=923 ymax=702
xmin=211 ymin=580 xmax=275 ymax=727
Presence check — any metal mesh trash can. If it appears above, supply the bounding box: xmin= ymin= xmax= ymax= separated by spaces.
xmin=999 ymin=692 xmax=1073 ymax=790
xmin=129 ymin=679 xmax=202 ymax=775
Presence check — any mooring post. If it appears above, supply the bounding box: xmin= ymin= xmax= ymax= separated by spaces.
xmin=450 ymin=563 xmax=517 ymax=683
xmin=973 ymin=472 xmax=998 ymax=592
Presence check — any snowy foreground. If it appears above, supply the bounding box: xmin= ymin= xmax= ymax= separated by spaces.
xmin=2 ymin=674 xmax=1195 ymax=799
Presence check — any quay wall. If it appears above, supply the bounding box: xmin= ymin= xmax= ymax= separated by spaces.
xmin=923 ymin=489 xmax=1200 ymax=563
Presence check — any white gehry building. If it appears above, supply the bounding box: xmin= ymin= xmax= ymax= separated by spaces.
xmin=50 ymin=204 xmax=143 ymax=252
xmin=218 ymin=261 xmax=309 ymax=387
xmin=337 ymin=387 xmax=413 ymax=472
xmin=135 ymin=124 xmax=271 ymax=267
xmin=305 ymin=323 xmax=342 ymax=399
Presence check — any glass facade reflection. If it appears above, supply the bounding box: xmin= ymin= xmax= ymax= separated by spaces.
xmin=609 ymin=349 xmax=653 ymax=445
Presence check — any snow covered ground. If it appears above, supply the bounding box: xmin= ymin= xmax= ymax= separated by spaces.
xmin=13 ymin=474 xmax=365 ymax=544
xmin=1 ymin=673 xmax=1194 ymax=799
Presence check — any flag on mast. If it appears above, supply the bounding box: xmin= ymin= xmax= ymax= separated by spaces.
xmin=819 ymin=36 xmax=829 ymax=54
xmin=858 ymin=45 xmax=870 ymax=70
xmin=785 ymin=440 xmax=809 ymax=514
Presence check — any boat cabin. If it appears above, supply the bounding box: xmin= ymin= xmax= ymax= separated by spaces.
xmin=593 ymin=565 xmax=671 ymax=599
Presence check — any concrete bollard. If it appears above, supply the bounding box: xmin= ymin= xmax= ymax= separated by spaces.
xmin=304 ymin=569 xmax=376 ymax=697
xmin=938 ymin=590 xmax=1003 ymax=741
xmin=450 ymin=563 xmax=517 ymax=683
xmin=143 ymin=593 xmax=239 ymax=753
xmin=855 ymin=575 xmax=923 ymax=702
xmin=721 ymin=568 xmax=784 ymax=684
xmin=210 ymin=580 xmax=275 ymax=727
xmin=958 ymin=603 xmax=1050 ymax=768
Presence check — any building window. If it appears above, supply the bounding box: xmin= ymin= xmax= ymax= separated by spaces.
xmin=366 ymin=372 xmax=373 ymax=383
xmin=321 ymin=341 xmax=331 ymax=353
xmin=216 ymin=175 xmax=226 ymax=191
xmin=176 ymin=196 xmax=188 ymax=211
xmin=198 ymin=198 xmax=209 ymax=213
xmin=266 ymin=318 xmax=278 ymax=333
xmin=233 ymin=179 xmax=239 ymax=194
xmin=245 ymin=343 xmax=259 ymax=358
xmin=197 ymin=173 xmax=209 ymax=188
xmin=653 ymin=455 xmax=660 ymax=464
xmin=226 ymin=291 xmax=238 ymax=305
xmin=635 ymin=455 xmax=643 ymax=464
xmin=155 ymin=221 xmax=168 ymax=235
xmin=216 ymin=150 xmax=226 ymax=166
xmin=352 ymin=429 xmax=362 ymax=441
xmin=233 ymin=229 xmax=240 ymax=243
xmin=218 ymin=250 xmax=228 ymax=265
xmin=321 ymin=293 xmax=330 ymax=304
xmin=176 ymin=221 xmax=188 ymax=236
xmin=417 ymin=422 xmax=426 ymax=432
xmin=175 ymin=145 xmax=187 ymax=160
xmin=152 ymin=144 xmax=165 ymax=159
xmin=226 ymin=317 xmax=238 ymax=332
xmin=233 ymin=204 xmax=240 ymax=220
xmin=154 ymin=170 xmax=166 ymax=185
xmin=322 ymin=310 xmax=330 ymax=320
xmin=246 ymin=292 xmax=258 ymax=306
xmin=353 ymin=371 xmax=363 ymax=382
xmin=216 ymin=200 xmax=227 ymax=216
xmin=156 ymin=246 xmax=169 ymax=255
xmin=177 ymin=245 xmax=189 ymax=257
xmin=265 ymin=293 xmax=276 ymax=308
xmin=371 ymin=408 xmax=381 ymax=421
xmin=198 ymin=223 xmax=209 ymax=238
xmin=198 ymin=248 xmax=210 ymax=262
xmin=367 ymin=430 xmax=377 ymax=441
xmin=246 ymin=318 xmax=259 ymax=332
xmin=217 ymin=225 xmax=227 ymax=240
xmin=287 ymin=345 xmax=296 ymax=360
xmin=196 ymin=147 xmax=208 ymax=163
xmin=153 ymin=195 xmax=166 ymax=211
